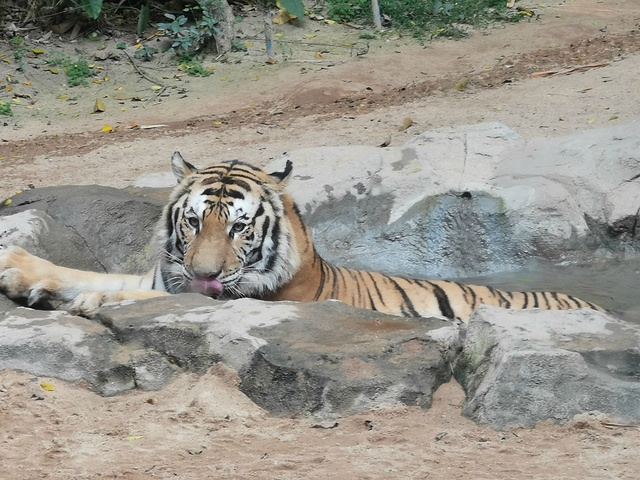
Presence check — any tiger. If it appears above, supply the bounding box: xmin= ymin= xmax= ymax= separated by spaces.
xmin=0 ymin=152 xmax=604 ymax=321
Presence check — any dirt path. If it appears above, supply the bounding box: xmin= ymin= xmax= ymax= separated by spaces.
xmin=2 ymin=0 xmax=640 ymax=478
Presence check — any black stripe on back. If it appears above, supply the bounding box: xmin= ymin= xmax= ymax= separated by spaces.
xmin=386 ymin=277 xmax=421 ymax=318
xmin=495 ymin=289 xmax=511 ymax=308
xmin=540 ymin=291 xmax=551 ymax=309
xmin=531 ymin=292 xmax=539 ymax=308
xmin=566 ymin=295 xmax=582 ymax=308
xmin=425 ymin=281 xmax=456 ymax=319
xmin=550 ymin=291 xmax=566 ymax=308
xmin=346 ymin=269 xmax=361 ymax=307
xmin=328 ymin=265 xmax=340 ymax=299
xmin=365 ymin=272 xmax=387 ymax=309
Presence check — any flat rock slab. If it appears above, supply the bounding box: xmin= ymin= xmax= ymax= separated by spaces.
xmin=456 ymin=305 xmax=640 ymax=430
xmin=0 ymin=305 xmax=176 ymax=396
xmin=0 ymin=293 xmax=460 ymax=417
xmin=95 ymin=294 xmax=460 ymax=417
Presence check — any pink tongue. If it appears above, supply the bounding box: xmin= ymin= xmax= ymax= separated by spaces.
xmin=190 ymin=277 xmax=223 ymax=296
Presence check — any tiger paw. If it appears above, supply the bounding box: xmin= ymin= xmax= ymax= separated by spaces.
xmin=65 ymin=290 xmax=170 ymax=317
xmin=65 ymin=291 xmax=109 ymax=317
xmin=0 ymin=246 xmax=64 ymax=306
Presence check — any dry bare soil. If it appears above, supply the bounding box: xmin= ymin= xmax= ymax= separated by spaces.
xmin=1 ymin=1 xmax=640 ymax=478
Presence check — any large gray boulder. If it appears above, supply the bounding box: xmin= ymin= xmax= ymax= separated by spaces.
xmin=0 ymin=304 xmax=176 ymax=396
xmin=0 ymin=185 xmax=163 ymax=273
xmin=456 ymin=305 xmax=640 ymax=430
xmin=270 ymin=121 xmax=640 ymax=278
xmin=0 ymin=292 xmax=460 ymax=417
xmin=95 ymin=294 xmax=460 ymax=417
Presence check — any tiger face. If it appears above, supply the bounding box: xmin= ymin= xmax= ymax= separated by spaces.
xmin=156 ymin=153 xmax=300 ymax=299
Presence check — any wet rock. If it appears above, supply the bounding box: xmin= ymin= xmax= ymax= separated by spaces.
xmin=455 ymin=305 xmax=640 ymax=429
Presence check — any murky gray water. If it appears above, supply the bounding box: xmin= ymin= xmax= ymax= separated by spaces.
xmin=457 ymin=258 xmax=640 ymax=325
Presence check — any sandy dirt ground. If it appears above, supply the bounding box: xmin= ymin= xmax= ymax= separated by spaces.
xmin=1 ymin=0 xmax=640 ymax=478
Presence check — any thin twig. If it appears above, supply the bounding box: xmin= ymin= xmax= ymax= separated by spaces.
xmin=123 ymin=50 xmax=166 ymax=87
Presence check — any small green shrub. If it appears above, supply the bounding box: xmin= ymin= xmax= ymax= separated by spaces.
xmin=66 ymin=58 xmax=92 ymax=86
xmin=11 ymin=37 xmax=27 ymax=71
xmin=46 ymin=53 xmax=92 ymax=87
xmin=135 ymin=45 xmax=158 ymax=61
xmin=178 ymin=54 xmax=213 ymax=77
xmin=327 ymin=0 xmax=366 ymax=22
xmin=158 ymin=3 xmax=219 ymax=54
xmin=231 ymin=39 xmax=247 ymax=52
xmin=0 ymin=101 xmax=13 ymax=116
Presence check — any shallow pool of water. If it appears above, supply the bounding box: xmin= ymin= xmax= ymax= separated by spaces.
xmin=457 ymin=257 xmax=640 ymax=325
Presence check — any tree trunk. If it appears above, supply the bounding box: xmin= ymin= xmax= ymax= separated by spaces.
xmin=198 ymin=0 xmax=234 ymax=55
xmin=371 ymin=0 xmax=382 ymax=30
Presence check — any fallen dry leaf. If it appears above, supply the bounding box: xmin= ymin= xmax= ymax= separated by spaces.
xmin=454 ymin=77 xmax=469 ymax=91
xmin=398 ymin=117 xmax=413 ymax=132
xmin=92 ymin=98 xmax=105 ymax=113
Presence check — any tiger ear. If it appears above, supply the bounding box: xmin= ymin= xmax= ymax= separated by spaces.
xmin=171 ymin=151 xmax=197 ymax=183
xmin=268 ymin=160 xmax=293 ymax=189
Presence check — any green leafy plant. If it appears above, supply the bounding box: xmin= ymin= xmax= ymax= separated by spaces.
xmin=359 ymin=32 xmax=376 ymax=39
xmin=0 ymin=101 xmax=13 ymax=116
xmin=231 ymin=39 xmax=247 ymax=52
xmin=11 ymin=37 xmax=27 ymax=71
xmin=135 ymin=45 xmax=158 ymax=61
xmin=178 ymin=54 xmax=213 ymax=77
xmin=137 ymin=3 xmax=151 ymax=35
xmin=47 ymin=51 xmax=69 ymax=66
xmin=46 ymin=53 xmax=92 ymax=87
xmin=278 ymin=0 xmax=305 ymax=18
xmin=326 ymin=0 xmax=364 ymax=22
xmin=158 ymin=3 xmax=220 ymax=54
xmin=81 ymin=0 xmax=103 ymax=19
xmin=65 ymin=57 xmax=92 ymax=86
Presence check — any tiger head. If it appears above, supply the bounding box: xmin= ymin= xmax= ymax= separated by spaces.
xmin=156 ymin=152 xmax=301 ymax=299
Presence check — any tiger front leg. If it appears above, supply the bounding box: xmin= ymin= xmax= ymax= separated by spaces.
xmin=0 ymin=246 xmax=158 ymax=312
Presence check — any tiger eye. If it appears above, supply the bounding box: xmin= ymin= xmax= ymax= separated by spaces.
xmin=187 ymin=217 xmax=199 ymax=229
xmin=231 ymin=223 xmax=245 ymax=234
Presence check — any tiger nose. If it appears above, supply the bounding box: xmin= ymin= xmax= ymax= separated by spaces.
xmin=191 ymin=268 xmax=222 ymax=280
